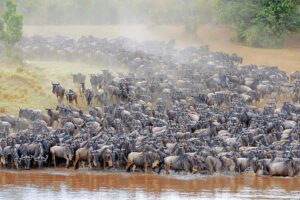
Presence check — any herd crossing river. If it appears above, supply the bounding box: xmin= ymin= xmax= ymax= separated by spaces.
xmin=0 ymin=36 xmax=300 ymax=186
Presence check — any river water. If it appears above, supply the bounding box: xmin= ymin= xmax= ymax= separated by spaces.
xmin=0 ymin=169 xmax=299 ymax=200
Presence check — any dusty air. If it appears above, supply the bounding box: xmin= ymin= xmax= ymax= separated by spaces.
xmin=0 ymin=1 xmax=300 ymax=200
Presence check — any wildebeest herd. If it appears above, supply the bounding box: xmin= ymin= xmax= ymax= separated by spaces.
xmin=0 ymin=35 xmax=300 ymax=177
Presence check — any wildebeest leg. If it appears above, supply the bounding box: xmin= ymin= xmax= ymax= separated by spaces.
xmin=73 ymin=157 xmax=79 ymax=170
xmin=32 ymin=159 xmax=37 ymax=168
xmin=13 ymin=160 xmax=17 ymax=170
xmin=132 ymin=164 xmax=136 ymax=172
xmin=115 ymin=161 xmax=119 ymax=169
xmin=103 ymin=160 xmax=106 ymax=170
xmin=50 ymin=119 xmax=54 ymax=127
xmin=88 ymin=159 xmax=92 ymax=169
xmin=237 ymin=165 xmax=241 ymax=173
xmin=164 ymin=164 xmax=170 ymax=174
xmin=66 ymin=158 xmax=70 ymax=168
xmin=60 ymin=95 xmax=64 ymax=103
xmin=0 ymin=157 xmax=3 ymax=168
xmin=125 ymin=161 xmax=133 ymax=172
xmin=56 ymin=94 xmax=60 ymax=103
xmin=144 ymin=163 xmax=148 ymax=173
xmin=53 ymin=155 xmax=56 ymax=167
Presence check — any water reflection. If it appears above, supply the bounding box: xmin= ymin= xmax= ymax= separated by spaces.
xmin=0 ymin=169 xmax=299 ymax=200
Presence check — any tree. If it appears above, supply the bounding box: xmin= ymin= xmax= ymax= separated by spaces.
xmin=0 ymin=0 xmax=23 ymax=53
xmin=217 ymin=0 xmax=300 ymax=48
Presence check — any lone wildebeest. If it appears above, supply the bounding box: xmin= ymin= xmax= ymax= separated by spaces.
xmin=52 ymin=82 xmax=65 ymax=103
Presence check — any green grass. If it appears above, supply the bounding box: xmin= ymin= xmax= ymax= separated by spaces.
xmin=0 ymin=60 xmax=127 ymax=115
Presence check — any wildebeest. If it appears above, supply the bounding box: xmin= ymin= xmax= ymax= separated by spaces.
xmin=52 ymin=82 xmax=65 ymax=103
xmin=74 ymin=147 xmax=92 ymax=170
xmin=72 ymin=73 xmax=86 ymax=84
xmin=1 ymin=35 xmax=299 ymax=178
xmin=84 ymin=89 xmax=94 ymax=106
xmin=50 ymin=145 xmax=74 ymax=168
xmin=65 ymin=89 xmax=78 ymax=105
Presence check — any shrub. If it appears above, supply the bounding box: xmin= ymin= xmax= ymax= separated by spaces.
xmin=217 ymin=0 xmax=300 ymax=48
xmin=0 ymin=0 xmax=23 ymax=55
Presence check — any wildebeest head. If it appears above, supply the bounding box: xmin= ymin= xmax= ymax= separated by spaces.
xmin=195 ymin=155 xmax=206 ymax=171
xmin=67 ymin=145 xmax=75 ymax=161
xmin=14 ymin=157 xmax=23 ymax=170
xmin=104 ymin=149 xmax=113 ymax=167
xmin=29 ymin=110 xmax=40 ymax=121
xmin=19 ymin=108 xmax=28 ymax=118
xmin=40 ymin=140 xmax=51 ymax=154
xmin=46 ymin=108 xmax=52 ymax=117
xmin=52 ymin=83 xmax=59 ymax=93
xmin=22 ymin=155 xmax=32 ymax=170
xmin=34 ymin=155 xmax=48 ymax=169
xmin=91 ymin=151 xmax=101 ymax=168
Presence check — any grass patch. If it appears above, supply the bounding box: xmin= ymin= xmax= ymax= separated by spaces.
xmin=0 ymin=60 xmax=116 ymax=115
xmin=0 ymin=63 xmax=57 ymax=115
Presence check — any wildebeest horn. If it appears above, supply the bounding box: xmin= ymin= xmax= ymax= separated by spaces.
xmin=42 ymin=155 xmax=48 ymax=161
xmin=91 ymin=151 xmax=98 ymax=155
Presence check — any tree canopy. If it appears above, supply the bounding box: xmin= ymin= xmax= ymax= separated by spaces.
xmin=217 ymin=0 xmax=300 ymax=48
xmin=0 ymin=0 xmax=23 ymax=49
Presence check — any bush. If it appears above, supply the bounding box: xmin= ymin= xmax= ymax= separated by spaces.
xmin=0 ymin=0 xmax=23 ymax=55
xmin=242 ymin=24 xmax=286 ymax=48
xmin=217 ymin=0 xmax=300 ymax=48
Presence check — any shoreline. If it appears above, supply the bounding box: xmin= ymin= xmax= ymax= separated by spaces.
xmin=0 ymin=169 xmax=300 ymax=192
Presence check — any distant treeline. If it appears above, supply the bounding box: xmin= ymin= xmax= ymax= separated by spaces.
xmin=0 ymin=0 xmax=299 ymax=48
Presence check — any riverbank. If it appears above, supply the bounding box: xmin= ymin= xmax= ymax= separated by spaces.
xmin=0 ymin=169 xmax=299 ymax=200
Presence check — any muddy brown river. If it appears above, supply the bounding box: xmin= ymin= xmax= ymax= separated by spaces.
xmin=0 ymin=170 xmax=299 ymax=200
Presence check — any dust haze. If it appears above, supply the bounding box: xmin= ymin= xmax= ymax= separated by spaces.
xmin=15 ymin=0 xmax=299 ymax=72
xmin=0 ymin=3 xmax=300 ymax=200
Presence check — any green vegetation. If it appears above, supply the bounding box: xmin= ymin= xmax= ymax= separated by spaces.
xmin=0 ymin=0 xmax=23 ymax=56
xmin=217 ymin=0 xmax=300 ymax=48
xmin=10 ymin=0 xmax=299 ymax=48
